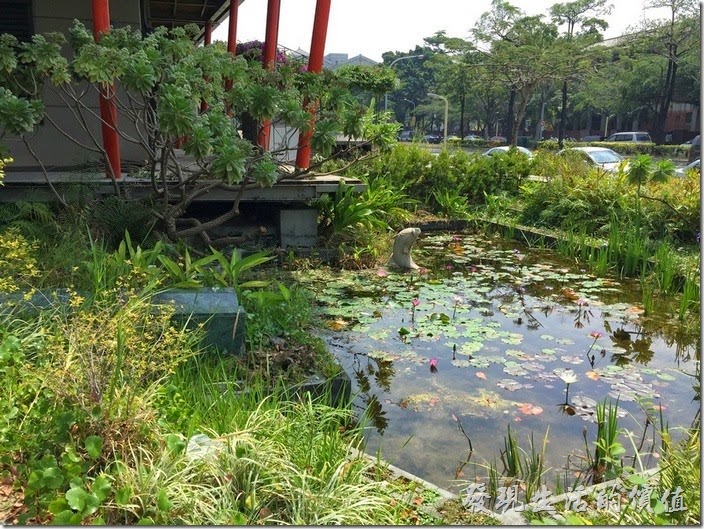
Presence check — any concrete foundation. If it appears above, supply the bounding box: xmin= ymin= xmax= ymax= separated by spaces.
xmin=152 ymin=287 xmax=246 ymax=355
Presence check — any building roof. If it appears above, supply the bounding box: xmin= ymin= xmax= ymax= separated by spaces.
xmin=144 ymin=0 xmax=245 ymax=41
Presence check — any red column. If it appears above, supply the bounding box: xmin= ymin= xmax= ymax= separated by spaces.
xmin=225 ymin=1 xmax=240 ymax=96
xmin=91 ymin=0 xmax=121 ymax=179
xmin=258 ymin=0 xmax=281 ymax=150
xmin=227 ymin=1 xmax=239 ymax=55
xmin=200 ymin=21 xmax=213 ymax=114
xmin=204 ymin=21 xmax=213 ymax=45
xmin=295 ymin=0 xmax=332 ymax=170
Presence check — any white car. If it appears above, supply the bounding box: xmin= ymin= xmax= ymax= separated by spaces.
xmin=674 ymin=158 xmax=700 ymax=176
xmin=483 ymin=146 xmax=533 ymax=158
xmin=559 ymin=146 xmax=626 ymax=173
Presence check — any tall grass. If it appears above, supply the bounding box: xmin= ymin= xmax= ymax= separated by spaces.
xmin=592 ymin=399 xmax=624 ymax=483
xmin=498 ymin=425 xmax=550 ymax=502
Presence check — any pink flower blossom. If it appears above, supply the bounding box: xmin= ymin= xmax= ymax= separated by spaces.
xmin=577 ymin=298 xmax=588 ymax=306
xmin=429 ymin=357 xmax=438 ymax=367
xmin=376 ymin=268 xmax=388 ymax=277
xmin=589 ymin=331 xmax=604 ymax=339
xmin=412 ymin=298 xmax=420 ymax=307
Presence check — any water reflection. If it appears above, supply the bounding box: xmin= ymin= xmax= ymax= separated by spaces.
xmin=304 ymin=232 xmax=700 ymax=487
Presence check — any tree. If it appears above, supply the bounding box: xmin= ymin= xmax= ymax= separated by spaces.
xmin=550 ymin=0 xmax=611 ymax=147
xmin=382 ymin=46 xmax=434 ymax=125
xmin=487 ymin=15 xmax=561 ymax=144
xmin=0 ymin=22 xmax=398 ymax=247
xmin=627 ymin=0 xmax=700 ymax=143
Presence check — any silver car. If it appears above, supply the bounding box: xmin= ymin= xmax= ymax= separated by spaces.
xmin=559 ymin=147 xmax=626 ymax=173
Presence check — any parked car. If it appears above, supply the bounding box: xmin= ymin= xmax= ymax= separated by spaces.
xmin=488 ymin=135 xmax=507 ymax=143
xmin=675 ymin=158 xmax=700 ymax=176
xmin=463 ymin=134 xmax=481 ymax=141
xmin=483 ymin=146 xmax=533 ymax=158
xmin=558 ymin=146 xmax=626 ymax=173
xmin=397 ymin=130 xmax=414 ymax=142
xmin=604 ymin=131 xmax=652 ymax=142
xmin=688 ymin=135 xmax=700 ymax=163
xmin=423 ymin=133 xmax=443 ymax=144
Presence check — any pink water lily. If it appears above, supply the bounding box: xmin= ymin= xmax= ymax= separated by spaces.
xmin=577 ymin=298 xmax=588 ymax=306
xmin=411 ymin=298 xmax=420 ymax=325
xmin=588 ymin=331 xmax=604 ymax=339
xmin=376 ymin=268 xmax=388 ymax=277
xmin=429 ymin=357 xmax=438 ymax=373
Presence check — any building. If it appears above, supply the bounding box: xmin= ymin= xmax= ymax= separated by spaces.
xmin=0 ymin=0 xmax=335 ymax=176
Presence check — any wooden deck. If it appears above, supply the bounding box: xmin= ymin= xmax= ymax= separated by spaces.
xmin=0 ymin=171 xmax=365 ymax=203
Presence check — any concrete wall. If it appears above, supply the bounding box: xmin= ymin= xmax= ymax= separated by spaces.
xmin=5 ymin=0 xmax=145 ymax=170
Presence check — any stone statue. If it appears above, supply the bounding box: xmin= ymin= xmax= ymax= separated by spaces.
xmin=389 ymin=227 xmax=421 ymax=270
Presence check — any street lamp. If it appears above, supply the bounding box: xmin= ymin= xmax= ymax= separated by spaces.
xmin=384 ymin=54 xmax=424 ymax=111
xmin=403 ymin=98 xmax=416 ymax=128
xmin=427 ymin=92 xmax=448 ymax=148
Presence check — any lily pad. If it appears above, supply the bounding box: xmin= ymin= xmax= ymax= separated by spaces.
xmin=560 ymin=355 xmax=584 ymax=365
xmin=497 ymin=379 xmax=526 ymax=392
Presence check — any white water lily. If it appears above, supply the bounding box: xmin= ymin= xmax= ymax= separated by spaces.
xmin=555 ymin=368 xmax=579 ymax=385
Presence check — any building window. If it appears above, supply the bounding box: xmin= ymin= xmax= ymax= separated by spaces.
xmin=0 ymin=0 xmax=33 ymax=42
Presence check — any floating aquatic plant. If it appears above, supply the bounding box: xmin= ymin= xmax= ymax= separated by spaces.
xmin=555 ymin=368 xmax=579 ymax=404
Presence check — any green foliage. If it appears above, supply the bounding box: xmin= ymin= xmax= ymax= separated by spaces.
xmin=0 ymin=21 xmax=403 ymax=246
xmin=0 ymin=227 xmax=41 ymax=293
xmin=592 ymin=399 xmax=625 ymax=482
xmin=519 ymin=169 xmax=632 ymax=235
xmin=314 ymin=181 xmax=388 ymax=236
xmin=432 ymin=188 xmax=470 ymax=219
xmin=342 ymin=144 xmax=531 ymax=211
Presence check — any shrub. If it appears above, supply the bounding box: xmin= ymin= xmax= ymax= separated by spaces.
xmin=0 ymin=228 xmax=40 ymax=293
xmin=641 ymin=172 xmax=700 ymax=244
xmin=519 ymin=169 xmax=633 ymax=235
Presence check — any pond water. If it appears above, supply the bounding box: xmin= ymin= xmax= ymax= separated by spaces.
xmin=292 ymin=232 xmax=700 ymax=492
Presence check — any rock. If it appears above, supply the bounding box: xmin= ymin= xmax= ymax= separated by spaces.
xmin=185 ymin=434 xmax=226 ymax=463
xmin=389 ymin=227 xmax=421 ymax=270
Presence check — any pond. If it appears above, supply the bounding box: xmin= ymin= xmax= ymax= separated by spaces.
xmin=292 ymin=231 xmax=700 ymax=492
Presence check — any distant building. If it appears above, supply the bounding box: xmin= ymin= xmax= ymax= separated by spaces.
xmin=339 ymin=54 xmax=378 ymax=68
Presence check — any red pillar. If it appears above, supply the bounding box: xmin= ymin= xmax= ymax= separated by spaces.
xmin=200 ymin=21 xmax=213 ymax=114
xmin=204 ymin=21 xmax=213 ymax=45
xmin=91 ymin=0 xmax=121 ymax=179
xmin=295 ymin=0 xmax=332 ymax=170
xmin=225 ymin=1 xmax=240 ymax=96
xmin=258 ymin=0 xmax=281 ymax=150
xmin=227 ymin=1 xmax=239 ymax=55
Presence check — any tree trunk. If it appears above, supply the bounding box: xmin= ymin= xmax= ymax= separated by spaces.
xmin=459 ymin=92 xmax=466 ymax=138
xmin=558 ymin=79 xmax=568 ymax=149
xmin=654 ymin=44 xmax=678 ymax=145
xmin=511 ymin=90 xmax=531 ymax=146
xmin=506 ymin=89 xmax=516 ymax=143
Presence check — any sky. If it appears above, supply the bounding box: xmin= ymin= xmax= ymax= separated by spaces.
xmin=211 ymin=0 xmax=676 ymax=62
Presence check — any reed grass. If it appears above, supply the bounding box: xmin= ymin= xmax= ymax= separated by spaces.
xmin=593 ymin=398 xmax=624 ymax=483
